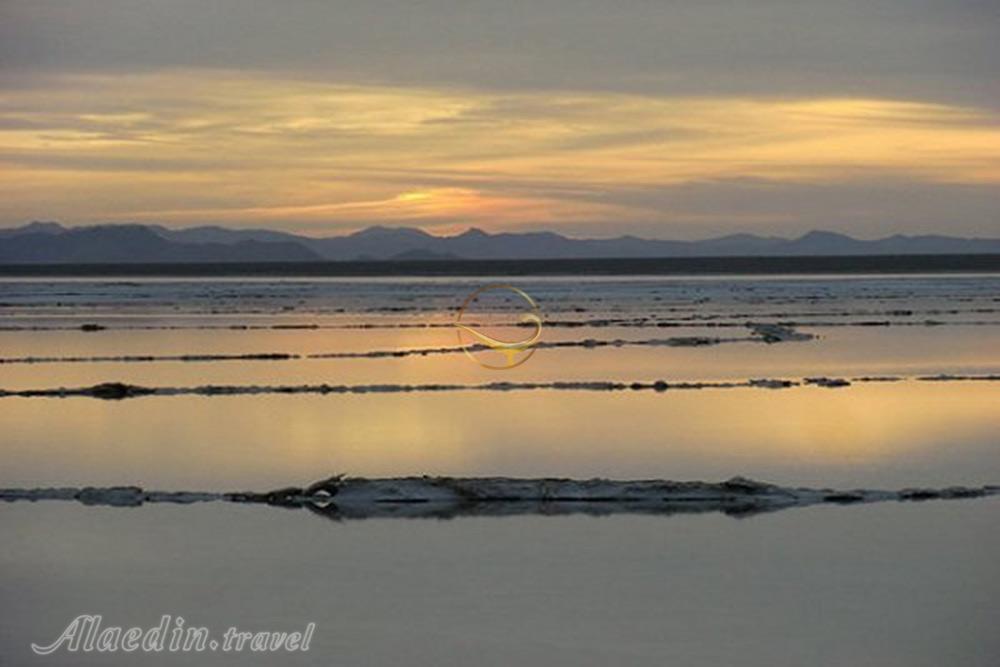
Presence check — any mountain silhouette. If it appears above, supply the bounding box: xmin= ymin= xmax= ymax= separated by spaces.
xmin=0 ymin=224 xmax=321 ymax=263
xmin=1 ymin=221 xmax=998 ymax=263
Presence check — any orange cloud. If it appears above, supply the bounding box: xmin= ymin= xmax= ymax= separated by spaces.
xmin=2 ymin=71 xmax=998 ymax=232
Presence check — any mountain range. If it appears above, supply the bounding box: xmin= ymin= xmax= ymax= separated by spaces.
xmin=1 ymin=221 xmax=999 ymax=264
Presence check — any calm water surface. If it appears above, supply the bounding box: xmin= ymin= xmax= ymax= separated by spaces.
xmin=0 ymin=275 xmax=997 ymax=665
xmin=1 ymin=500 xmax=998 ymax=666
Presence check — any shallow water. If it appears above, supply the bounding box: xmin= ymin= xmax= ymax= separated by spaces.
xmin=0 ymin=275 xmax=997 ymax=665
xmin=1 ymin=499 xmax=998 ymax=666
xmin=1 ymin=276 xmax=997 ymax=489
xmin=2 ymin=383 xmax=999 ymax=490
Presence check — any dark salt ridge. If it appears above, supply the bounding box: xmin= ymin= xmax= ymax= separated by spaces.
xmin=2 ymin=476 xmax=997 ymax=520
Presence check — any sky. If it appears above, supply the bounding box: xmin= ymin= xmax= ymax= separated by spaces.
xmin=1 ymin=0 xmax=998 ymax=239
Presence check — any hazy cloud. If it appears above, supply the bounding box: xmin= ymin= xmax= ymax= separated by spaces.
xmin=2 ymin=0 xmax=998 ymax=106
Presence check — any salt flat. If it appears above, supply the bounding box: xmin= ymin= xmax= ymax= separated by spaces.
xmin=0 ymin=274 xmax=997 ymax=665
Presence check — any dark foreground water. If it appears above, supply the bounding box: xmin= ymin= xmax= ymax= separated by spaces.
xmin=1 ymin=499 xmax=998 ymax=666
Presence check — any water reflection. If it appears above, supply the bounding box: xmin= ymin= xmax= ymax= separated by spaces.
xmin=0 ymin=325 xmax=997 ymax=390
xmin=1 ymin=276 xmax=998 ymax=666
xmin=2 ymin=382 xmax=997 ymax=489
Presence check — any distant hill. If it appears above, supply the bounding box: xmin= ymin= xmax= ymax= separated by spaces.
xmin=1 ymin=221 xmax=999 ymax=263
xmin=0 ymin=224 xmax=321 ymax=264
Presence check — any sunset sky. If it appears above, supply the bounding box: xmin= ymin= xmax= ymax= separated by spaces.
xmin=1 ymin=0 xmax=998 ymax=239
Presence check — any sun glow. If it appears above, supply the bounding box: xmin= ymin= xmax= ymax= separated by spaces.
xmin=396 ymin=191 xmax=433 ymax=203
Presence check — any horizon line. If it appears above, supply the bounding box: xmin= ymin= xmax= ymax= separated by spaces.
xmin=5 ymin=220 xmax=999 ymax=244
